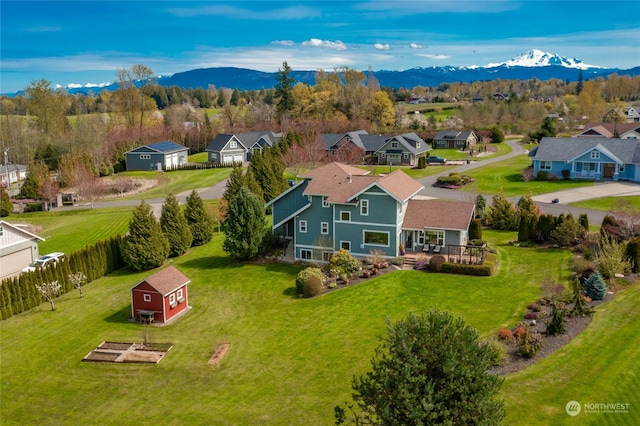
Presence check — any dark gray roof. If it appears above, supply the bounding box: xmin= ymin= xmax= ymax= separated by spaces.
xmin=206 ymin=134 xmax=246 ymax=151
xmin=387 ymin=133 xmax=430 ymax=154
xmin=360 ymin=134 xmax=388 ymax=152
xmin=532 ymin=137 xmax=640 ymax=164
xmin=434 ymin=130 xmax=476 ymax=141
xmin=127 ymin=141 xmax=187 ymax=154
xmin=319 ymin=133 xmax=343 ymax=149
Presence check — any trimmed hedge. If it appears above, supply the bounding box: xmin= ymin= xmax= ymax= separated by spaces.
xmin=441 ymin=262 xmax=493 ymax=276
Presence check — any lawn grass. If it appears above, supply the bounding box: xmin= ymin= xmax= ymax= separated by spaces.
xmin=461 ymin=154 xmax=594 ymax=196
xmin=188 ymin=151 xmax=208 ymax=162
xmin=501 ymin=284 xmax=640 ymax=425
xmin=0 ymin=229 xmax=574 ymax=425
xmin=112 ymin=168 xmax=231 ymax=199
xmin=570 ymin=196 xmax=640 ymax=212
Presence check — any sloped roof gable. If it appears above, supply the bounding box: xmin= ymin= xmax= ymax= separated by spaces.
xmin=133 ymin=266 xmax=190 ymax=296
xmin=403 ymin=200 xmax=475 ymax=231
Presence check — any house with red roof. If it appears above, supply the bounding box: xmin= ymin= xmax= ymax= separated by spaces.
xmin=130 ymin=266 xmax=191 ymax=324
xmin=266 ymin=162 xmax=474 ymax=261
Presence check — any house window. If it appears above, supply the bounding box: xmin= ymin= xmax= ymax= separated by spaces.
xmin=143 ymin=294 xmax=151 ymax=302
xmin=591 ymin=151 xmax=600 ymax=159
xmin=418 ymin=230 xmax=425 ymax=245
xmin=169 ymin=293 xmax=177 ymax=308
xmin=322 ymin=251 xmax=332 ymax=262
xmin=391 ymin=141 xmax=399 ymax=148
xmin=177 ymin=288 xmax=184 ymax=302
xmin=299 ymin=220 xmax=307 ymax=233
xmin=341 ymin=211 xmax=351 ymax=221
xmin=340 ymin=241 xmax=351 ymax=251
xmin=425 ymin=230 xmax=445 ymax=245
xmin=364 ymin=230 xmax=390 ymax=246
xmin=381 ymin=153 xmax=386 ymax=158
xmin=230 ymin=141 xmax=237 ymax=149
xmin=539 ymin=161 xmax=552 ymax=170
xmin=322 ymin=196 xmax=329 ymax=208
xmin=211 ymin=153 xmax=218 ymax=159
xmin=140 ymin=154 xmax=151 ymax=160
xmin=0 ymin=226 xmax=3 ymax=237
xmin=416 ymin=142 xmax=421 ymax=148
xmin=321 ymin=222 xmax=329 ymax=234
xmin=619 ymin=164 xmax=625 ymax=172
xmin=300 ymin=249 xmax=312 ymax=260
xmin=360 ymin=200 xmax=369 ymax=216
xmin=403 ymin=153 xmax=409 ymax=159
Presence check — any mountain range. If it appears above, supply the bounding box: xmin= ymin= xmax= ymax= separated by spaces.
xmin=20 ymin=50 xmax=640 ymax=96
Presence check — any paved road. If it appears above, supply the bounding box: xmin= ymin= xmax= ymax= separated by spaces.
xmin=416 ymin=140 xmax=640 ymax=225
xmin=64 ymin=139 xmax=639 ymax=224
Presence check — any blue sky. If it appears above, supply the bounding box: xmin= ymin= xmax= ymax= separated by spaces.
xmin=1 ymin=0 xmax=639 ymax=93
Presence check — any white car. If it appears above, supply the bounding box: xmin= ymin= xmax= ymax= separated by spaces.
xmin=22 ymin=252 xmax=66 ymax=273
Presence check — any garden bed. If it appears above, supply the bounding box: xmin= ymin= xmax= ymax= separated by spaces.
xmin=82 ymin=341 xmax=173 ymax=364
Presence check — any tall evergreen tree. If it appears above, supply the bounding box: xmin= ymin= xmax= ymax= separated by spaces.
xmin=122 ymin=200 xmax=169 ymax=271
xmin=1 ymin=186 xmax=13 ymax=216
xmin=275 ymin=61 xmax=295 ymax=121
xmin=250 ymin=147 xmax=288 ymax=204
xmin=488 ymin=190 xmax=517 ymax=230
xmin=160 ymin=193 xmax=193 ymax=257
xmin=184 ymin=190 xmax=213 ymax=246
xmin=222 ymin=164 xmax=246 ymax=206
xmin=223 ymin=187 xmax=267 ymax=260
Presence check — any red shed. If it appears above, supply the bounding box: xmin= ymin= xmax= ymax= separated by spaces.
xmin=130 ymin=266 xmax=190 ymax=324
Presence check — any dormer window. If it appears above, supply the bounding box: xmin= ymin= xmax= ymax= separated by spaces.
xmin=416 ymin=142 xmax=421 ymax=148
xmin=230 ymin=140 xmax=237 ymax=149
xmin=591 ymin=151 xmax=600 ymax=159
xmin=391 ymin=141 xmax=399 ymax=148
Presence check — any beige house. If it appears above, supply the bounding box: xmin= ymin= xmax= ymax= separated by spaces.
xmin=0 ymin=220 xmax=45 ymax=279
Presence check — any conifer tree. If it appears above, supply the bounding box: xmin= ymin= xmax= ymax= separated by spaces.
xmin=160 ymin=193 xmax=193 ymax=257
xmin=1 ymin=186 xmax=13 ymax=217
xmin=223 ymin=187 xmax=267 ymax=260
xmin=488 ymin=190 xmax=517 ymax=230
xmin=122 ymin=200 xmax=169 ymax=271
xmin=222 ymin=164 xmax=245 ymax=206
xmin=184 ymin=190 xmax=213 ymax=246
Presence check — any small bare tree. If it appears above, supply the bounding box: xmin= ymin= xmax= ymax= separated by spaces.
xmin=69 ymin=272 xmax=87 ymax=298
xmin=36 ymin=280 xmax=62 ymax=311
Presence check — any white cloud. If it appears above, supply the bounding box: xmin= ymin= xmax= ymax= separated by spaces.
xmin=167 ymin=5 xmax=321 ymax=20
xmin=272 ymin=40 xmax=294 ymax=46
xmin=416 ymin=54 xmax=450 ymax=60
xmin=410 ymin=43 xmax=425 ymax=49
xmin=374 ymin=43 xmax=390 ymax=51
xmin=302 ymin=38 xmax=347 ymax=51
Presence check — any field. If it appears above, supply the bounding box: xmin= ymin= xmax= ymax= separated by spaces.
xmin=2 ymin=229 xmax=606 ymax=425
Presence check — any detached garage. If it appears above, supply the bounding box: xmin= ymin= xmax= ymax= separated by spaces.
xmin=0 ymin=220 xmax=45 ymax=279
xmin=206 ymin=134 xmax=248 ymax=166
xmin=125 ymin=141 xmax=189 ymax=171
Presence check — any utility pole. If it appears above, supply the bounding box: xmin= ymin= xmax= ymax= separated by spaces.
xmin=3 ymin=147 xmax=11 ymax=186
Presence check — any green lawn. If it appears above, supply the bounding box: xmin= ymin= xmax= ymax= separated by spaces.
xmin=462 ymin=154 xmax=594 ymax=196
xmin=111 ymin=168 xmax=231 ymax=200
xmin=570 ymin=196 xmax=640 ymax=212
xmin=1 ymin=229 xmax=576 ymax=425
xmin=502 ymin=284 xmax=640 ymax=425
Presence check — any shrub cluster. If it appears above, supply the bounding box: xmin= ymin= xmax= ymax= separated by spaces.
xmin=440 ymin=262 xmax=492 ymax=276
xmin=329 ymin=249 xmax=361 ymax=275
xmin=295 ymin=267 xmax=324 ymax=297
xmin=481 ymin=339 xmax=510 ymax=367
xmin=516 ymin=330 xmax=544 ymax=358
xmin=429 ymin=255 xmax=446 ymax=272
xmin=584 ymin=271 xmax=607 ymax=300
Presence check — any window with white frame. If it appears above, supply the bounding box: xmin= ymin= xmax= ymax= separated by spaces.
xmin=403 ymin=153 xmax=409 ymax=159
xmin=321 ymin=222 xmax=329 ymax=234
xmin=364 ymin=230 xmax=389 ymax=246
xmin=300 ymin=249 xmax=312 ymax=259
xmin=299 ymin=220 xmax=307 ymax=233
xmin=169 ymin=293 xmax=176 ymax=307
xmin=619 ymin=164 xmax=625 ymax=172
xmin=140 ymin=154 xmax=151 ymax=160
xmin=322 ymin=196 xmax=329 ymax=208
xmin=340 ymin=211 xmax=351 ymax=221
xmin=177 ymin=288 xmax=184 ymax=302
xmin=539 ymin=161 xmax=552 ymax=170
xmin=381 ymin=153 xmax=386 ymax=158
xmin=0 ymin=226 xmax=3 ymax=237
xmin=322 ymin=251 xmax=332 ymax=262
xmin=143 ymin=294 xmax=151 ymax=302
xmin=230 ymin=140 xmax=237 ymax=148
xmin=340 ymin=241 xmax=351 ymax=251
xmin=360 ymin=199 xmax=369 ymax=216
xmin=424 ymin=230 xmax=445 ymax=245
xmin=211 ymin=153 xmax=218 ymax=159
xmin=416 ymin=142 xmax=421 ymax=148
xmin=591 ymin=151 xmax=600 ymax=159
xmin=418 ymin=230 xmax=425 ymax=244
xmin=391 ymin=141 xmax=399 ymax=148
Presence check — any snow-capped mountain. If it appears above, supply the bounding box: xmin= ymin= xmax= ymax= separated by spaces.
xmin=484 ymin=49 xmax=599 ymax=69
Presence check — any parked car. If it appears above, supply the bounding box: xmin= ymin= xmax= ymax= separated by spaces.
xmin=425 ymin=155 xmax=447 ymax=164
xmin=21 ymin=252 xmax=66 ymax=273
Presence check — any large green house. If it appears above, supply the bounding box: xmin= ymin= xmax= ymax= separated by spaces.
xmin=267 ymin=162 xmax=475 ymax=262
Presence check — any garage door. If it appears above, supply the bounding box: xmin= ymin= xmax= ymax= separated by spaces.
xmin=0 ymin=248 xmax=33 ymax=279
xmin=233 ymin=154 xmax=243 ymax=164
xmin=222 ymin=154 xmax=234 ymax=165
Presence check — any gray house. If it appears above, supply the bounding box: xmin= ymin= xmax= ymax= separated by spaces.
xmin=125 ymin=141 xmax=189 ymax=171
xmin=206 ymin=134 xmax=250 ymax=165
xmin=246 ymin=131 xmax=282 ymax=161
xmin=529 ymin=137 xmax=640 ymax=182
xmin=433 ymin=131 xmax=479 ymax=149
xmin=375 ymin=133 xmax=430 ymax=166
xmin=0 ymin=164 xmax=27 ymax=186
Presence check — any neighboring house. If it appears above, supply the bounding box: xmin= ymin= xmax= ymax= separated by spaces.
xmin=0 ymin=220 xmax=45 ymax=280
xmin=433 ymin=131 xmax=479 ymax=149
xmin=529 ymin=137 xmax=640 ymax=182
xmin=325 ymin=130 xmax=387 ymax=161
xmin=266 ymin=162 xmax=475 ymax=261
xmin=602 ymin=107 xmax=640 ymax=123
xmin=0 ymin=164 xmax=27 ymax=186
xmin=375 ymin=133 xmax=431 ymax=166
xmin=130 ymin=266 xmax=191 ymax=324
xmin=206 ymin=134 xmax=250 ymax=165
xmin=246 ymin=131 xmax=282 ymax=161
xmin=125 ymin=141 xmax=189 ymax=171
xmin=576 ymin=123 xmax=640 ymax=140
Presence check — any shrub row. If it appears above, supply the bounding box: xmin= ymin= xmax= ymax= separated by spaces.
xmin=164 ymin=162 xmax=238 ymax=172
xmin=0 ymin=235 xmax=125 ymax=320
xmin=440 ymin=262 xmax=493 ymax=276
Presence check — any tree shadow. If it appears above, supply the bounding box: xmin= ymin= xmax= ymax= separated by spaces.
xmin=178 ymin=255 xmax=243 ymax=270
xmin=282 ymin=286 xmax=298 ymax=298
xmin=104 ymin=304 xmax=132 ymax=323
